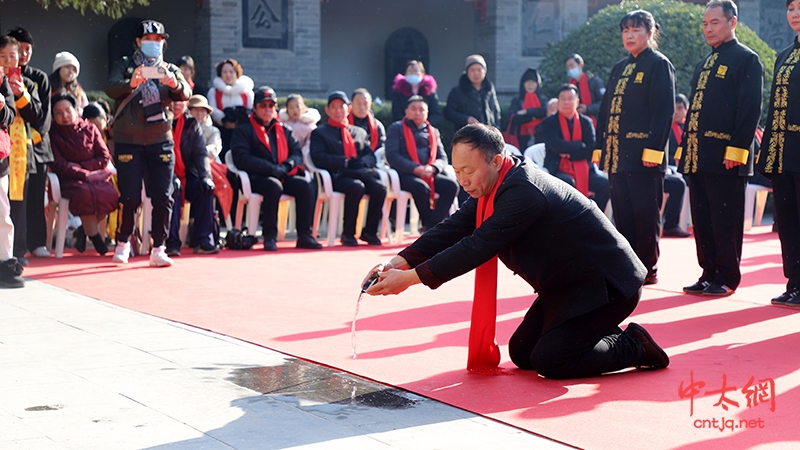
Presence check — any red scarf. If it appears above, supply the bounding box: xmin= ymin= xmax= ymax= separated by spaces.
xmin=216 ymin=90 xmax=249 ymax=112
xmin=518 ymin=92 xmax=542 ymax=136
xmin=348 ymin=111 xmax=379 ymax=151
xmin=570 ymin=73 xmax=596 ymax=127
xmin=328 ymin=117 xmax=358 ymax=159
xmin=402 ymin=119 xmax=438 ymax=207
xmin=173 ymin=114 xmax=186 ymax=200
xmin=671 ymin=122 xmax=683 ymax=146
xmin=249 ymin=113 xmax=300 ymax=176
xmin=468 ymin=156 xmax=515 ymax=375
xmin=557 ymin=113 xmax=590 ymax=197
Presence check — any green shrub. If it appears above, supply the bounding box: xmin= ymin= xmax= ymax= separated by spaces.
xmin=538 ymin=0 xmax=775 ymax=122
xmin=86 ymin=90 xmax=114 ymax=106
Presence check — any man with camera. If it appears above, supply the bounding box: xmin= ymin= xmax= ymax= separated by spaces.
xmin=105 ymin=20 xmax=191 ymax=267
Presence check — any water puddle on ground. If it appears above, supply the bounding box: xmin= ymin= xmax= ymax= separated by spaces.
xmin=227 ymin=361 xmax=418 ymax=411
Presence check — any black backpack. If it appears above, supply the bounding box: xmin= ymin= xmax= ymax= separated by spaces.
xmin=224 ymin=228 xmax=258 ymax=250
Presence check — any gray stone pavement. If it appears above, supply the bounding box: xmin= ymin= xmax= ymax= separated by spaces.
xmin=0 ymin=280 xmax=573 ymax=450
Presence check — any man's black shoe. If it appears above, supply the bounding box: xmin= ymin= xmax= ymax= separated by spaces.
xmin=341 ymin=235 xmax=359 ymax=247
xmin=683 ymin=280 xmax=710 ymax=294
xmin=166 ymin=246 xmax=181 ymax=257
xmin=296 ymin=235 xmax=323 ymax=250
xmin=703 ymin=282 xmax=734 ymax=296
xmin=263 ymin=238 xmax=277 ymax=251
xmin=74 ymin=225 xmax=86 ymax=253
xmin=644 ymin=274 xmax=658 ymax=285
xmin=359 ymin=232 xmax=382 ymax=246
xmin=663 ymin=227 xmax=691 ymax=238
xmin=625 ymin=322 xmax=669 ymax=370
xmin=193 ymin=242 xmax=220 ymax=254
xmin=784 ymin=290 xmax=800 ymax=307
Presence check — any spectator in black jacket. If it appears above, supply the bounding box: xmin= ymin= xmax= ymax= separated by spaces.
xmin=231 ymin=86 xmax=322 ymax=251
xmin=443 ymin=54 xmax=501 ymax=131
xmin=509 ymin=68 xmax=548 ymax=149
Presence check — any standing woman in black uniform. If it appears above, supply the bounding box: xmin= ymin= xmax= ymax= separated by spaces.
xmin=595 ymin=10 xmax=675 ymax=285
xmin=759 ymin=0 xmax=800 ymax=306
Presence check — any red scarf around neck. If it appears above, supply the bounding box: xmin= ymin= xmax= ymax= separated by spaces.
xmin=173 ymin=113 xmax=186 ymax=200
xmin=671 ymin=122 xmax=683 ymax=146
xmin=402 ymin=119 xmax=438 ymax=207
xmin=557 ymin=113 xmax=590 ymax=197
xmin=216 ymin=90 xmax=249 ymax=112
xmin=328 ymin=117 xmax=358 ymax=159
xmin=518 ymin=92 xmax=542 ymax=136
xmin=250 ymin=113 xmax=300 ymax=176
xmin=468 ymin=156 xmax=515 ymax=375
xmin=348 ymin=111 xmax=379 ymax=151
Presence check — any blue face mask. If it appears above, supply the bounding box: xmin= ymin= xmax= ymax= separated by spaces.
xmin=140 ymin=40 xmax=163 ymax=59
xmin=567 ymin=67 xmax=582 ymax=81
xmin=405 ymin=74 xmax=422 ymax=86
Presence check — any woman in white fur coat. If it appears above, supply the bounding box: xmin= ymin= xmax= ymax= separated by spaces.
xmin=278 ymin=94 xmax=320 ymax=158
xmin=206 ymin=58 xmax=254 ymax=126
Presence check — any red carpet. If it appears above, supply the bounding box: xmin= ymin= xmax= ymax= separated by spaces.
xmin=23 ymin=228 xmax=800 ymax=449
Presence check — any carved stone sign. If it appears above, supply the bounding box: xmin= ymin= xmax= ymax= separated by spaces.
xmin=243 ymin=0 xmax=289 ymax=49
xmin=522 ymin=0 xmax=561 ymax=57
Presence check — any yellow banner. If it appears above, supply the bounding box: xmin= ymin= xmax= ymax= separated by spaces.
xmin=8 ymin=115 xmax=27 ymax=201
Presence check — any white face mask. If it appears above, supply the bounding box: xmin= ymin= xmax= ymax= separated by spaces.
xmin=567 ymin=67 xmax=582 ymax=81
xmin=140 ymin=40 xmax=164 ymax=58
xmin=405 ymin=74 xmax=422 ymax=86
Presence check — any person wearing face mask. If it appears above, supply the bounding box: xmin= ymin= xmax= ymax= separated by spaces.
xmin=391 ymin=60 xmax=441 ymax=126
xmin=105 ymin=20 xmax=192 ymax=267
xmin=565 ymin=54 xmax=606 ymax=125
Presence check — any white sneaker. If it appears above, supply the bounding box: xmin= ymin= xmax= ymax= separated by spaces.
xmin=31 ymin=246 xmax=51 ymax=258
xmin=149 ymin=246 xmax=173 ymax=267
xmin=112 ymin=241 xmax=131 ymax=264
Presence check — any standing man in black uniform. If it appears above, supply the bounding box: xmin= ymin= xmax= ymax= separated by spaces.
xmin=310 ymin=91 xmax=386 ymax=247
xmin=6 ymin=28 xmax=52 ymax=259
xmin=595 ymin=10 xmax=676 ymax=285
xmin=757 ymin=0 xmax=800 ymax=306
xmin=676 ymin=0 xmax=763 ymax=296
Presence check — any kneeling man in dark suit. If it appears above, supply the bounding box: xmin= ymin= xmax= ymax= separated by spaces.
xmin=364 ymin=124 xmax=668 ymax=379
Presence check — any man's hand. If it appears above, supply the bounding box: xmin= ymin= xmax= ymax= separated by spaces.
xmin=723 ymin=159 xmax=743 ymax=170
xmin=577 ymin=104 xmax=588 ymax=115
xmin=643 ymin=161 xmax=658 ymax=168
xmin=200 ymin=178 xmax=215 ymax=195
xmin=367 ymin=268 xmax=421 ymax=296
xmin=160 ymin=63 xmax=178 ymax=89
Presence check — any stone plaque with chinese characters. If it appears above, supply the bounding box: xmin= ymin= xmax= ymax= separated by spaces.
xmin=243 ymin=0 xmax=289 ymax=49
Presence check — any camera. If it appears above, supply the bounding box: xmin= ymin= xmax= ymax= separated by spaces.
xmin=141 ymin=66 xmax=166 ymax=79
xmin=362 ymin=272 xmax=380 ymax=293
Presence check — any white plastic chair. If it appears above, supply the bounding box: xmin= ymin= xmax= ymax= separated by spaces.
xmin=505 ymin=143 xmax=521 ymax=156
xmin=744 ymin=183 xmax=772 ymax=231
xmin=46 ymin=163 xmax=118 ymax=258
xmin=524 ymin=143 xmax=547 ymax=172
xmin=305 ymin=147 xmax=389 ymax=247
xmin=225 ymin=151 xmax=298 ymax=241
xmin=375 ymin=147 xmax=418 ymax=243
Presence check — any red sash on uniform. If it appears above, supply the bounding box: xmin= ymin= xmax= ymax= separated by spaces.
xmin=348 ymin=111 xmax=379 ymax=151
xmin=468 ymin=156 xmax=514 ymax=375
xmin=328 ymin=118 xmax=357 ymax=159
xmin=557 ymin=113 xmax=590 ymax=197
xmin=402 ymin=119 xmax=438 ymax=207
xmin=518 ymin=92 xmax=542 ymax=137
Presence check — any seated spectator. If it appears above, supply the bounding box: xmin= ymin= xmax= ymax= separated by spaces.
xmin=0 ymin=65 xmax=24 ymax=288
xmin=49 ymin=94 xmax=117 ymax=255
xmin=386 ymin=95 xmax=458 ymax=231
xmin=565 ymin=53 xmax=605 ymax=124
xmin=207 ymin=58 xmax=253 ymax=128
xmin=349 ymin=88 xmax=386 ymax=152
xmin=279 ymin=93 xmax=320 ymax=157
xmin=663 ymin=93 xmax=690 ymax=238
xmin=310 ymin=91 xmax=387 ymax=247
xmin=545 ymin=98 xmax=558 ymax=117
xmin=509 ymin=68 xmax=548 ymax=149
xmin=50 ymin=52 xmax=88 ymax=114
xmin=165 ymin=99 xmax=219 ymax=255
xmin=83 ymin=102 xmax=111 ymax=144
xmin=82 ymin=102 xmax=117 ymax=244
xmin=176 ymin=55 xmax=205 ymax=96
xmin=231 ymin=86 xmax=322 ymax=251
xmin=444 ymin=54 xmax=500 ymax=130
xmin=391 ymin=60 xmax=441 ymax=126
xmin=188 ymin=95 xmax=222 ymax=161
xmin=535 ymin=84 xmax=609 ymax=211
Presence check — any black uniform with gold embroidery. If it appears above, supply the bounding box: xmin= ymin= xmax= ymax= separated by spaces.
xmin=757 ymin=37 xmax=800 ymax=294
xmin=677 ymin=38 xmax=763 ymax=291
xmin=595 ymin=47 xmax=675 ymax=281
